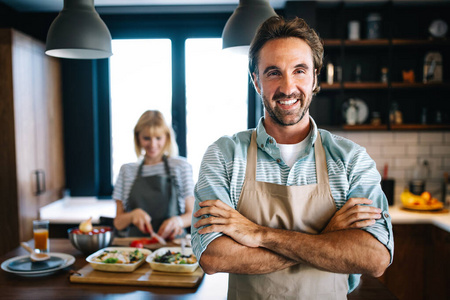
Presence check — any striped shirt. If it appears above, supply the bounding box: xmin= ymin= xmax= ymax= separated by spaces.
xmin=112 ymin=156 xmax=194 ymax=213
xmin=191 ymin=117 xmax=394 ymax=293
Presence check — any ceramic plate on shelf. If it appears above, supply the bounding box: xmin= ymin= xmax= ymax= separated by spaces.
xmin=1 ymin=253 xmax=75 ymax=277
xmin=342 ymin=98 xmax=369 ymax=124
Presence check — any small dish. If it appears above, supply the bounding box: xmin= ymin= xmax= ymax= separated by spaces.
xmin=146 ymin=247 xmax=198 ymax=273
xmin=1 ymin=253 xmax=75 ymax=277
xmin=86 ymin=247 xmax=151 ymax=272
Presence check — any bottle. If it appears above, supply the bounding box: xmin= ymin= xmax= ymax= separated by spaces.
xmin=381 ymin=67 xmax=388 ymax=83
xmin=355 ymin=64 xmax=362 ymax=82
xmin=326 ymin=63 xmax=334 ymax=85
xmin=389 ymin=101 xmax=398 ymax=124
xmin=409 ymin=160 xmax=430 ymax=195
xmin=346 ymin=99 xmax=358 ymax=125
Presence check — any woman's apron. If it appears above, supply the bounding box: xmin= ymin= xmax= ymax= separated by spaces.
xmin=228 ymin=131 xmax=349 ymax=300
xmin=126 ymin=156 xmax=179 ymax=237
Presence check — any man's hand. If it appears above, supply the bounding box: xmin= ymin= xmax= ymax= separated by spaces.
xmin=193 ymin=199 xmax=263 ymax=248
xmin=322 ymin=198 xmax=381 ymax=234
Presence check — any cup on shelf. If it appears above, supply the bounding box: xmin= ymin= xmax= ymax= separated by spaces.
xmin=348 ymin=21 xmax=360 ymax=40
xmin=33 ymin=220 xmax=49 ymax=253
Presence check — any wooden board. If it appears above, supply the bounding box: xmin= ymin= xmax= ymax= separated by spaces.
xmin=112 ymin=237 xmax=187 ymax=250
xmin=70 ymin=263 xmax=204 ymax=288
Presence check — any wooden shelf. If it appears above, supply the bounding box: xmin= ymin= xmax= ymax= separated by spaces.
xmin=322 ymin=82 xmax=450 ymax=90
xmin=392 ymin=39 xmax=450 ymax=46
xmin=342 ymin=124 xmax=389 ymax=131
xmin=323 ymin=39 xmax=341 ymax=47
xmin=390 ymin=124 xmax=450 ymax=130
xmin=321 ymin=83 xmax=341 ymax=90
xmin=343 ymin=39 xmax=389 ymax=46
xmin=323 ymin=39 xmax=450 ymax=47
xmin=343 ymin=82 xmax=388 ymax=89
xmin=391 ymin=82 xmax=450 ymax=89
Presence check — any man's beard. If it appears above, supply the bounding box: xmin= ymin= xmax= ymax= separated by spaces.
xmin=262 ymin=91 xmax=312 ymax=126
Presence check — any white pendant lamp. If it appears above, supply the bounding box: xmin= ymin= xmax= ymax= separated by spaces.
xmin=45 ymin=0 xmax=112 ymax=59
xmin=222 ymin=0 xmax=277 ymax=55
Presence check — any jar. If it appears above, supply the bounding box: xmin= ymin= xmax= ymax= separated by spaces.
xmin=366 ymin=13 xmax=381 ymax=39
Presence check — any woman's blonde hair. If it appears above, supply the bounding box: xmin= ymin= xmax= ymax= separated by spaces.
xmin=133 ymin=110 xmax=179 ymax=158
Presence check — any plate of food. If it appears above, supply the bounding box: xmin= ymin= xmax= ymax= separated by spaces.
xmin=401 ymin=189 xmax=444 ymax=211
xmin=86 ymin=247 xmax=151 ymax=272
xmin=146 ymin=247 xmax=198 ymax=273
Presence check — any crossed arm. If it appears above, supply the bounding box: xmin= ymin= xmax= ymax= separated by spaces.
xmin=193 ymin=198 xmax=391 ymax=277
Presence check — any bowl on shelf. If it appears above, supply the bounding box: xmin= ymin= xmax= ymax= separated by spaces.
xmin=68 ymin=226 xmax=114 ymax=255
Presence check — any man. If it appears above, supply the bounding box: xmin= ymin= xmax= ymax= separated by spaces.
xmin=191 ymin=16 xmax=393 ymax=299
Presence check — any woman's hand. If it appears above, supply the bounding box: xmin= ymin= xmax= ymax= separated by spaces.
xmin=322 ymin=198 xmax=382 ymax=234
xmin=157 ymin=216 xmax=184 ymax=240
xmin=130 ymin=208 xmax=154 ymax=234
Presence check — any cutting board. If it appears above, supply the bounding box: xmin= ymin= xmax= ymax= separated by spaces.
xmin=112 ymin=237 xmax=182 ymax=250
xmin=70 ymin=263 xmax=204 ymax=288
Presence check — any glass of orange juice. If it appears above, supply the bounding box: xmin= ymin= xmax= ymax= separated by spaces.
xmin=33 ymin=220 xmax=49 ymax=253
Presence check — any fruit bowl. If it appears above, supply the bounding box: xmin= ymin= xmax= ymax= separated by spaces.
xmin=401 ymin=189 xmax=444 ymax=211
xmin=68 ymin=226 xmax=114 ymax=255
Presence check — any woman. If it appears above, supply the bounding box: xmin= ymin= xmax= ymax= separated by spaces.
xmin=113 ymin=110 xmax=194 ymax=240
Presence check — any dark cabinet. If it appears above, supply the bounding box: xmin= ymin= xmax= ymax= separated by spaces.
xmin=379 ymin=224 xmax=450 ymax=300
xmin=310 ymin=1 xmax=450 ymax=131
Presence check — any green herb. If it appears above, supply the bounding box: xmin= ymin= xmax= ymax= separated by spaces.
xmin=104 ymin=257 xmax=119 ymax=264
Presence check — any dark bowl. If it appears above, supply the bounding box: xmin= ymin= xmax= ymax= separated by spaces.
xmin=68 ymin=226 xmax=114 ymax=255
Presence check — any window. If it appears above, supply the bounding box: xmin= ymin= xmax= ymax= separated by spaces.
xmin=185 ymin=38 xmax=249 ymax=180
xmin=110 ymin=39 xmax=172 ymax=183
xmin=109 ymin=38 xmax=249 ymax=185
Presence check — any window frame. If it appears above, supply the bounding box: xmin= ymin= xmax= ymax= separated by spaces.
xmin=96 ymin=13 xmax=261 ymax=196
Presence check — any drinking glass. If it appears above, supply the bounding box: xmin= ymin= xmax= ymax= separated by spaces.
xmin=33 ymin=220 xmax=49 ymax=253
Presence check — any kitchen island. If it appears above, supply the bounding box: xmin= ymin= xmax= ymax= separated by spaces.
xmin=0 ymin=239 xmax=396 ymax=300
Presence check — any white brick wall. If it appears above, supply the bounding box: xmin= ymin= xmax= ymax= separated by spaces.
xmin=332 ymin=130 xmax=450 ymax=204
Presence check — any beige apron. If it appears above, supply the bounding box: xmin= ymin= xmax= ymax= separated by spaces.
xmin=228 ymin=131 xmax=349 ymax=300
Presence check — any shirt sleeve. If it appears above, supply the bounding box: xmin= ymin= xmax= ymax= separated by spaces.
xmin=346 ymin=147 xmax=394 ymax=264
xmin=112 ymin=164 xmax=127 ymax=201
xmin=191 ymin=143 xmax=235 ymax=262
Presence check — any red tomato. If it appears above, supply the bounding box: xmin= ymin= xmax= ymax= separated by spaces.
xmin=139 ymin=237 xmax=158 ymax=245
xmin=130 ymin=240 xmax=144 ymax=248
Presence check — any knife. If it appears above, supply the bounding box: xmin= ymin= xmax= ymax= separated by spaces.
xmin=151 ymin=232 xmax=167 ymax=245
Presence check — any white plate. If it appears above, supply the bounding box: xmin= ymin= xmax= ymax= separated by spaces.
xmin=147 ymin=247 xmax=198 ymax=273
xmin=86 ymin=247 xmax=151 ymax=272
xmin=342 ymin=98 xmax=369 ymax=124
xmin=1 ymin=253 xmax=75 ymax=277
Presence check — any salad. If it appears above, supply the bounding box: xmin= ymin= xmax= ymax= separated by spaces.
xmin=154 ymin=250 xmax=197 ymax=265
xmin=93 ymin=249 xmax=146 ymax=264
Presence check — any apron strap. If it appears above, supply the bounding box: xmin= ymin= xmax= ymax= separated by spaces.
xmin=136 ymin=160 xmax=145 ymax=179
xmin=313 ymin=132 xmax=329 ymax=185
xmin=162 ymin=155 xmax=172 ymax=200
xmin=245 ymin=130 xmax=258 ymax=181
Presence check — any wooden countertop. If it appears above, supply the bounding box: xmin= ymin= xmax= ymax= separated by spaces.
xmin=0 ymin=239 xmax=396 ymax=299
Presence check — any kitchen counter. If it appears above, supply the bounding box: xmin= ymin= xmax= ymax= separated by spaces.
xmin=41 ymin=198 xmax=450 ymax=232
xmin=0 ymin=239 xmax=396 ymax=299
xmin=388 ymin=205 xmax=450 ymax=232
xmin=40 ymin=197 xmax=116 ymax=224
